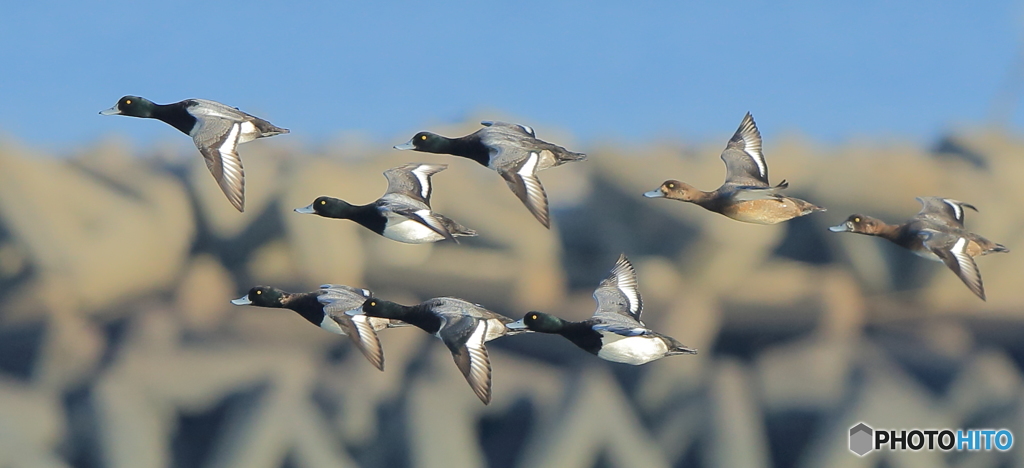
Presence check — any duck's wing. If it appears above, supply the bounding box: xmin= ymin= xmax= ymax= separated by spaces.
xmin=728 ymin=180 xmax=790 ymax=201
xmin=192 ymin=116 xmax=246 ymax=212
xmin=439 ymin=315 xmax=493 ymax=404
xmin=920 ymin=229 xmax=986 ymax=300
xmin=377 ymin=198 xmax=457 ymax=242
xmin=497 ymin=151 xmax=550 ymax=228
xmin=915 ymin=197 xmax=976 ymax=228
xmin=720 ymin=112 xmax=770 ymax=188
xmin=383 ymin=163 xmax=448 ymax=206
xmin=481 ymin=121 xmax=536 ymax=138
xmin=319 ymin=286 xmax=386 ymax=370
xmin=592 ymin=254 xmax=645 ymax=324
xmin=318 ymin=284 xmax=372 ymax=310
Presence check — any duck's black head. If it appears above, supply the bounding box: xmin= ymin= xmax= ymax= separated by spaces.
xmin=829 ymin=214 xmax=885 ymax=235
xmin=361 ymin=297 xmax=405 ymax=319
xmin=100 ymin=96 xmax=156 ymax=118
xmin=295 ymin=196 xmax=354 ymax=218
xmin=523 ymin=311 xmax=565 ymax=333
xmin=232 ymin=286 xmax=287 ymax=308
xmin=394 ymin=132 xmax=449 ymax=153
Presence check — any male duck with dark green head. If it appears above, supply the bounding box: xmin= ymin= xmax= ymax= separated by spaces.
xmin=231 ymin=284 xmax=404 ymax=370
xmin=358 ymin=295 xmax=528 ymax=404
xmin=101 ymin=95 xmax=288 ymax=212
xmin=508 ymin=254 xmax=697 ymax=364
xmin=395 ymin=121 xmax=586 ymax=229
xmin=294 ymin=163 xmax=476 ymax=244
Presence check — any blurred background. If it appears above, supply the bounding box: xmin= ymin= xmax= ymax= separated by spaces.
xmin=2 ymin=2 xmax=1024 ymax=468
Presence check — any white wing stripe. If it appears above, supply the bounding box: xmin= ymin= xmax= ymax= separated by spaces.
xmin=519 ymin=152 xmax=539 ymax=177
xmin=219 ymin=123 xmax=241 ymax=155
xmin=952 ymin=237 xmax=971 ymax=270
xmin=412 ymin=165 xmax=432 ymax=199
xmin=748 ymin=149 xmax=767 ymax=179
xmin=944 ymin=199 xmax=963 ymax=221
xmin=613 ymin=256 xmax=642 ymax=316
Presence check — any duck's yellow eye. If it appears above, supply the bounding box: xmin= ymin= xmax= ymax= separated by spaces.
xmin=256 ymin=290 xmax=262 ymax=295
xmin=320 ymin=200 xmax=326 ymax=205
xmin=420 ymin=135 xmax=427 ymax=140
xmin=854 ymin=217 xmax=861 ymax=223
xmin=667 ymin=183 xmax=674 ymax=189
xmin=530 ymin=314 xmax=537 ymax=320
xmin=370 ymin=301 xmax=376 ymax=307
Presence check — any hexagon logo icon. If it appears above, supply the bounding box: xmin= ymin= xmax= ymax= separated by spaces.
xmin=849 ymin=423 xmax=874 ymax=456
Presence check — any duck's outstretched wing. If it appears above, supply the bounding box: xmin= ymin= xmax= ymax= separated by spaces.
xmin=915 ymin=196 xmax=976 ymax=227
xmin=592 ymin=254 xmax=644 ymax=323
xmin=439 ymin=316 xmax=493 ymax=404
xmin=481 ymin=121 xmax=535 ymax=137
xmin=319 ymin=286 xmax=386 ymax=370
xmin=383 ymin=163 xmax=448 ymax=205
xmin=921 ymin=230 xmax=986 ymax=300
xmin=720 ymin=112 xmax=770 ymax=188
xmin=193 ymin=118 xmax=246 ymax=212
xmin=498 ymin=151 xmax=550 ymax=228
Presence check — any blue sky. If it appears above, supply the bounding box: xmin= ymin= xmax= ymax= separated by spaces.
xmin=1 ymin=1 xmax=1021 ymax=151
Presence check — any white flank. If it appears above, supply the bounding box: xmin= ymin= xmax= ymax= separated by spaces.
xmin=382 ymin=219 xmax=442 ymax=243
xmin=319 ymin=315 xmax=346 ymax=335
xmin=596 ymin=334 xmax=668 ymax=365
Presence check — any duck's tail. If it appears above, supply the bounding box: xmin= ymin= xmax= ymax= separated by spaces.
xmin=668 ymin=344 xmax=698 ymax=356
xmin=556 ymin=150 xmax=587 ymax=164
xmin=438 ymin=214 xmax=478 ymax=238
xmin=991 ymin=243 xmax=1010 ymax=254
xmin=253 ymin=117 xmax=290 ymax=137
xmin=799 ymin=199 xmax=827 ymax=215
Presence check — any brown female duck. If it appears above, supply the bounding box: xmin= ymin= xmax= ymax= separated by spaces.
xmin=644 ymin=113 xmax=824 ymax=224
xmin=829 ymin=197 xmax=1009 ymax=300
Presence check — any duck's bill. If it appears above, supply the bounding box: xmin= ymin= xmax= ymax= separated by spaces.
xmin=230 ymin=295 xmax=252 ymax=305
xmin=294 ymin=203 xmax=316 ymax=214
xmin=829 ymin=222 xmax=853 ymax=232
xmin=99 ymin=106 xmax=121 ymax=116
xmin=393 ymin=140 xmax=415 ymax=150
xmin=505 ymin=319 xmax=528 ymax=330
xmin=643 ymin=190 xmax=665 ymax=198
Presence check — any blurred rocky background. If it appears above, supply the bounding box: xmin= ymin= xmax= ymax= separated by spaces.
xmin=0 ymin=121 xmax=1022 ymax=468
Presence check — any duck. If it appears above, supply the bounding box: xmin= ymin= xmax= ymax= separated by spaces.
xmin=231 ymin=284 xmax=404 ymax=370
xmin=394 ymin=121 xmax=586 ymax=228
xmin=507 ymin=254 xmax=696 ymax=364
xmin=643 ymin=113 xmax=824 ymax=224
xmin=358 ymin=295 xmax=528 ymax=404
xmin=295 ymin=163 xmax=476 ymax=244
xmin=100 ymin=96 xmax=288 ymax=212
xmin=829 ymin=196 xmax=1009 ymax=300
